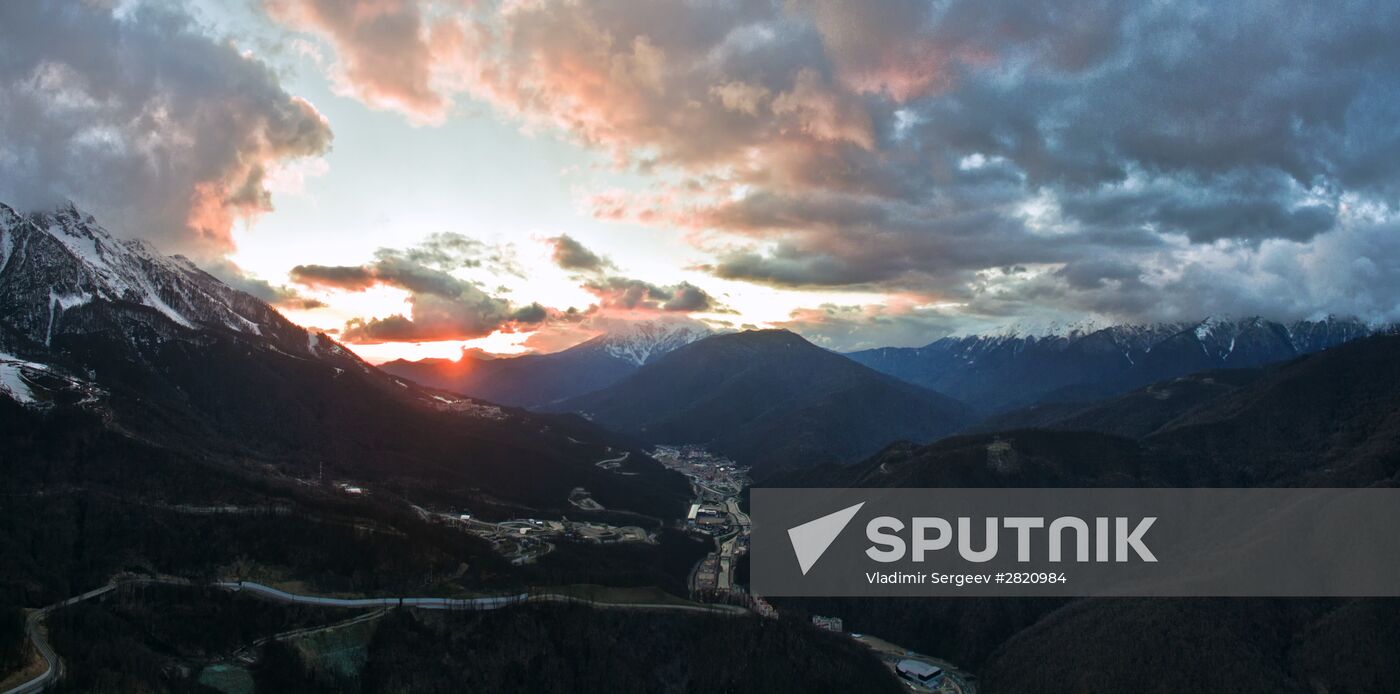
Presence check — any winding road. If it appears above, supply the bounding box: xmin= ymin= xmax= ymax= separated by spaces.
xmin=2 ymin=579 xmax=167 ymax=694
xmin=219 ymin=581 xmax=746 ymax=615
xmin=594 ymin=451 xmax=630 ymax=469
xmin=2 ymin=578 xmax=746 ymax=693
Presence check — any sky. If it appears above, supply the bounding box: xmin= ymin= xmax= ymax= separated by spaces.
xmin=2 ymin=0 xmax=1399 ymax=360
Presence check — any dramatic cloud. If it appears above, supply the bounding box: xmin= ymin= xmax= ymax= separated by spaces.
xmin=0 ymin=2 xmax=333 ymax=257
xmin=582 ymin=277 xmax=719 ymax=313
xmin=264 ymin=0 xmax=447 ymax=122
xmin=546 ymin=234 xmax=612 ymax=272
xmin=290 ymin=234 xmax=544 ymax=343
xmin=293 ymin=230 xmax=725 ymax=346
xmin=273 ymin=0 xmax=1400 ymax=343
xmin=341 ymin=298 xmax=545 ymax=343
xmin=546 ymin=234 xmax=725 ymax=313
xmin=205 ymin=259 xmax=326 ymax=309
xmin=289 ymin=264 xmax=379 ymax=292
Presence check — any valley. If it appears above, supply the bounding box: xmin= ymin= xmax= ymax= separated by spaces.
xmin=8 ymin=0 xmax=1400 ymax=690
xmin=651 ymin=445 xmax=752 ymax=597
xmin=3 ymin=202 xmax=1398 ymax=692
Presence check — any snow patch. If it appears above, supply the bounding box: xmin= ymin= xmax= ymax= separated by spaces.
xmin=44 ymin=217 xmax=195 ymax=328
xmin=51 ymin=291 xmax=92 ymax=311
xmin=48 ymin=221 xmax=113 ymax=275
xmin=0 ymin=352 xmax=49 ymax=405
xmin=1194 ymin=316 xmax=1226 ymax=342
xmin=0 ymin=226 xmax=12 ymax=274
xmin=0 ymin=363 xmax=35 ymax=403
xmin=46 ymin=290 xmax=93 ymax=344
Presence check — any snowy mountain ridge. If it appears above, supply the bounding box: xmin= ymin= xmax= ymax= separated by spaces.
xmin=937 ymin=315 xmax=1381 ymax=356
xmin=0 ymin=201 xmax=389 ymax=409
xmin=0 ymin=202 xmax=299 ymax=349
xmin=595 ymin=320 xmax=714 ymax=366
xmin=847 ymin=314 xmax=1391 ymax=411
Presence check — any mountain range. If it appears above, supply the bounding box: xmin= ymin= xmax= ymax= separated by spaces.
xmin=7 ymin=201 xmax=1400 ymax=692
xmin=12 ymin=197 xmax=1379 ymax=489
xmin=380 ymin=320 xmax=711 ymax=408
xmin=802 ymin=331 xmax=1400 ymax=489
xmin=379 ymin=310 xmax=1386 ymax=472
xmin=846 ymin=316 xmax=1385 ymax=411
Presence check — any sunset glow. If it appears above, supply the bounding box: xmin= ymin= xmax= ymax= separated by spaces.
xmin=344 ymin=331 xmax=537 ymax=364
xmin=6 ymin=0 xmax=1399 ymax=362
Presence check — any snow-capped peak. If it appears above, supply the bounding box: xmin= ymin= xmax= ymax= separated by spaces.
xmin=0 ymin=201 xmax=315 ymax=353
xmin=596 ymin=319 xmax=713 ymax=366
xmin=36 ymin=204 xmax=198 ymax=328
xmin=986 ymin=318 xmax=1105 ymax=340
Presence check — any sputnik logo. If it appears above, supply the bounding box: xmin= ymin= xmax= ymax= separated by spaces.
xmin=787 ymin=502 xmax=865 ymax=575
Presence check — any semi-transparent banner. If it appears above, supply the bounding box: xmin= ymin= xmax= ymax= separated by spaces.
xmin=750 ymin=488 xmax=1400 ymax=596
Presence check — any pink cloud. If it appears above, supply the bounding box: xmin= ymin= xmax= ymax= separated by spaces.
xmin=265 ymin=0 xmax=448 ymax=122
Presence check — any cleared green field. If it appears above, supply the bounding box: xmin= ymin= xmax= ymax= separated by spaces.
xmin=289 ymin=614 xmax=383 ymax=680
xmin=197 ymin=663 xmax=255 ymax=694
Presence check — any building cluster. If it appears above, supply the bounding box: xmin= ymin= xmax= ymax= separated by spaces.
xmin=686 ymin=503 xmax=729 ymax=530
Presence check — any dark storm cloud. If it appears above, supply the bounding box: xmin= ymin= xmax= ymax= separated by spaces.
xmin=205 ymin=259 xmax=324 ymax=309
xmin=0 ymin=2 xmax=332 ymax=258
xmin=358 ymin=256 xmax=467 ymax=298
xmin=659 ymin=283 xmax=716 ymax=312
xmin=546 ymin=234 xmax=612 ymax=271
xmin=541 ymin=234 xmax=724 ymax=314
xmin=887 ymin=0 xmax=1400 ymax=193
xmin=1054 ymin=259 xmax=1144 ymax=291
xmin=1057 ymin=174 xmax=1341 ymax=244
xmin=582 ymin=277 xmax=720 ymax=313
xmin=709 ymin=245 xmax=870 ymax=287
xmin=290 ymin=264 xmax=378 ymax=291
xmin=510 ymin=302 xmax=549 ymax=324
xmin=700 ymin=193 xmax=1097 ymax=292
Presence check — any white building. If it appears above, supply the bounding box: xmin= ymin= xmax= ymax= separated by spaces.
xmin=896 ymin=659 xmax=942 ymax=686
